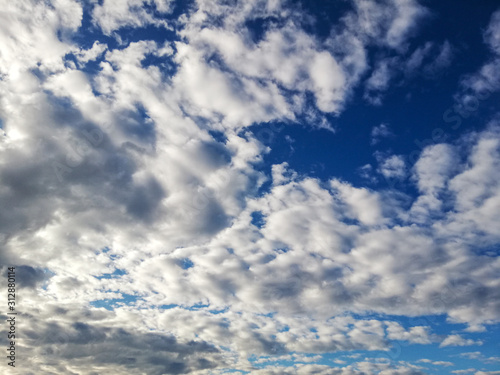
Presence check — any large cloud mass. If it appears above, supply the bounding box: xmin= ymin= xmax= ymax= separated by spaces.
xmin=0 ymin=0 xmax=499 ymax=374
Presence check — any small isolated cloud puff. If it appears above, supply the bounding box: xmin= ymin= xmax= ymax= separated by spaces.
xmin=440 ymin=334 xmax=483 ymax=348
xmin=376 ymin=153 xmax=407 ymax=180
xmin=371 ymin=123 xmax=394 ymax=145
xmin=92 ymin=0 xmax=174 ymax=35
xmin=417 ymin=359 xmax=454 ymax=366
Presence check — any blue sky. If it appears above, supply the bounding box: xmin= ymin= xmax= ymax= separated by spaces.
xmin=0 ymin=0 xmax=500 ymax=374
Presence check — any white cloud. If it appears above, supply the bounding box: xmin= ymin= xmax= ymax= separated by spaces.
xmin=409 ymin=143 xmax=458 ymax=221
xmin=365 ymin=58 xmax=397 ymax=105
xmin=331 ymin=180 xmax=385 ymax=226
xmin=0 ymin=0 xmax=82 ymax=76
xmin=459 ymin=352 xmax=500 ymax=364
xmin=458 ymin=10 xmax=500 ymax=103
xmin=177 ymin=22 xmax=348 ymax=118
xmin=376 ymin=153 xmax=407 ymax=180
xmin=245 ymin=360 xmax=427 ymax=375
xmin=358 ymin=163 xmax=378 ymax=183
xmin=417 ymin=359 xmax=453 ymax=366
xmin=371 ymin=123 xmax=394 ymax=145
xmin=413 ymin=143 xmax=457 ymax=194
xmin=348 ymin=0 xmax=429 ymax=49
xmin=433 ymin=361 xmax=454 ymax=366
xmin=174 ymin=0 xmax=431 ymax=120
xmin=92 ymin=0 xmax=174 ymax=35
xmin=405 ymin=40 xmax=453 ymax=77
xmin=74 ymin=41 xmax=108 ymax=66
xmin=363 ymin=39 xmax=453 ymax=105
xmin=309 ymin=51 xmax=347 ymax=112
xmin=272 ymin=162 xmax=298 ymax=186
xmin=423 ymin=40 xmax=453 ymax=75
xmin=386 ymin=322 xmax=432 ymax=344
xmin=484 ymin=10 xmax=500 ymax=55
xmin=459 ymin=352 xmax=483 ymax=359
xmin=440 ymin=335 xmax=483 ymax=348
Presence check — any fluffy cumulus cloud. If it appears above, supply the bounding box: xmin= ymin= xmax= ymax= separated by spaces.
xmin=439 ymin=335 xmax=483 ymax=348
xmin=92 ymin=0 xmax=175 ymax=35
xmin=0 ymin=0 xmax=499 ymax=374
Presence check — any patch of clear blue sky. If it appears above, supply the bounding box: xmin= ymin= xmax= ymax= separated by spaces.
xmin=92 ymin=268 xmax=127 ymax=280
xmin=90 ymin=293 xmax=139 ymax=310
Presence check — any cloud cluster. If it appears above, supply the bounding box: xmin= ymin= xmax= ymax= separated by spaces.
xmin=92 ymin=0 xmax=175 ymax=35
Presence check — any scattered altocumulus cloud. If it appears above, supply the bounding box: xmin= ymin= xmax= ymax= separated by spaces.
xmin=0 ymin=0 xmax=499 ymax=374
